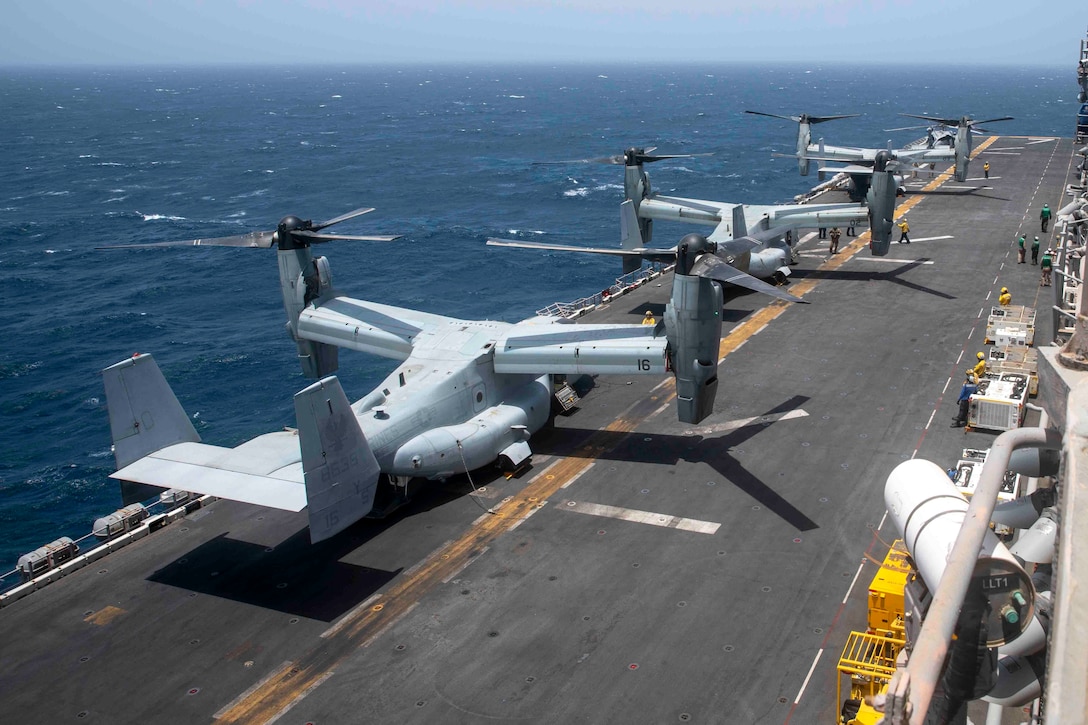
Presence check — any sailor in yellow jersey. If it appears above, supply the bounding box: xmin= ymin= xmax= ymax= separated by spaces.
xmin=897 ymin=220 xmax=911 ymax=244
xmin=969 ymin=352 xmax=987 ymax=380
xmin=642 ymin=310 xmax=655 ymax=325
xmin=998 ymin=287 xmax=1012 ymax=306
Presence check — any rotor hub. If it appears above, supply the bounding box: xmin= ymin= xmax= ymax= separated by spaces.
xmin=278 ymin=215 xmax=308 ymax=232
xmin=677 ymin=233 xmax=712 ymax=275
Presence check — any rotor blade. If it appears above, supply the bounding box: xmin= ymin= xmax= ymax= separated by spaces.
xmin=486 ymin=238 xmax=676 ymax=263
xmin=973 ymin=116 xmax=1014 ymax=126
xmin=313 ymin=206 xmax=375 ymax=230
xmin=532 ymin=155 xmax=624 ymax=165
xmin=899 ymin=113 xmax=958 ymax=126
xmin=884 ymin=124 xmax=930 ymax=132
xmin=293 ymin=231 xmax=400 ymax=242
xmin=640 ymin=152 xmax=714 ymax=163
xmin=744 ymin=110 xmax=801 ymax=123
xmin=487 ymin=238 xmax=638 ymax=256
xmin=96 ymin=230 xmax=275 ymax=250
xmin=716 ymin=236 xmax=763 ymax=254
xmin=807 ymin=114 xmax=861 ymax=124
xmin=690 ymin=254 xmax=806 ymax=303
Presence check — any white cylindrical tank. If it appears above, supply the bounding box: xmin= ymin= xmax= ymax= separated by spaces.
xmin=885 ymin=459 xmax=1034 ymax=646
xmin=982 ymin=654 xmax=1045 ymax=707
xmin=1008 ymin=508 xmax=1058 ymax=564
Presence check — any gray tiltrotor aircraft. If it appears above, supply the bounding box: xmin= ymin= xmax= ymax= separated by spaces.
xmin=504 ymin=145 xmax=899 ymax=267
xmin=101 ymin=209 xmax=730 ymax=543
xmin=748 ymin=111 xmax=1013 ymax=195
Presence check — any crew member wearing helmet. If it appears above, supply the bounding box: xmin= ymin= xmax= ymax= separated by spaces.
xmin=1031 ymin=236 xmax=1040 ymax=265
xmin=998 ymin=287 xmax=1012 ymax=306
xmin=968 ymin=351 xmax=987 ymax=381
xmin=642 ymin=310 xmax=656 ymax=325
xmin=951 ymin=372 xmax=980 ymax=428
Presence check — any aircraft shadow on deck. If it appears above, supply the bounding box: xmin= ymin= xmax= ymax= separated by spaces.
xmin=535 ymin=395 xmax=819 ymax=532
xmin=910 ymin=187 xmax=1011 ymax=201
xmin=148 ymin=523 xmax=402 ymax=621
xmin=144 ymin=463 xmax=544 ymax=619
xmin=622 ymin=291 xmax=767 ymax=325
xmin=790 ymin=259 xmax=956 ymax=299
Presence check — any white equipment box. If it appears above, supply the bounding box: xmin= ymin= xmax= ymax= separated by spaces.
xmin=950 ymin=447 xmax=1022 ymax=538
xmin=987 ymin=346 xmax=1039 ymax=396
xmin=967 ymin=373 xmax=1029 ymax=432
xmin=985 ymin=305 xmax=1035 ymax=346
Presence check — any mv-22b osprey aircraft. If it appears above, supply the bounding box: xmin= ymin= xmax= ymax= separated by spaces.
xmin=100 ymin=208 xmax=741 ymax=544
xmin=488 ymin=145 xmax=900 ymax=271
xmin=747 ymin=111 xmax=1013 ymax=198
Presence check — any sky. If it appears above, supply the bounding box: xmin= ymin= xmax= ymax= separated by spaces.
xmin=4 ymin=0 xmax=1086 ymax=67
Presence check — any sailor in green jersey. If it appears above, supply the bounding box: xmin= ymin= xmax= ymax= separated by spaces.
xmin=1041 ymin=250 xmax=1053 ymax=286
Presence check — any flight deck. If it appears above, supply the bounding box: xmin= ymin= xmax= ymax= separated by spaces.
xmin=0 ymin=134 xmax=1077 ymax=724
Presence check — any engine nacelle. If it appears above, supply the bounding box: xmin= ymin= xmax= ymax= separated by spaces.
xmin=797 ymin=122 xmax=812 ymax=176
xmin=665 ymin=270 xmax=722 ymax=425
xmin=866 ymin=170 xmax=897 ymax=256
xmin=954 ymin=123 xmax=972 ymax=182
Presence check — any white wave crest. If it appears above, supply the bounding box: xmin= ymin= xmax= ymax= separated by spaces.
xmin=563 ymin=188 xmax=590 ymax=197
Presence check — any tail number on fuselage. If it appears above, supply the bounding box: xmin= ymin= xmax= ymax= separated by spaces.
xmin=638 ymin=359 xmax=652 ymax=371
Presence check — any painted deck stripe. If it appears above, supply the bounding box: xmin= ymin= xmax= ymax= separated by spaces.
xmin=842 ymin=560 xmax=867 ymax=605
xmin=793 ymin=648 xmax=824 ymax=704
xmin=688 ymin=408 xmax=809 ymax=435
xmin=560 ymin=500 xmax=721 ymax=535
xmin=850 ymin=257 xmax=934 ymax=265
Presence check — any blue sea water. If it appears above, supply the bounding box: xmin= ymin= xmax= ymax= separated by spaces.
xmin=0 ymin=63 xmax=1074 ymax=575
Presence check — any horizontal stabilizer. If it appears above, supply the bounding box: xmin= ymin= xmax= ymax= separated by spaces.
xmin=110 ymin=435 xmax=307 ymax=511
xmin=295 ymin=376 xmax=381 ymax=543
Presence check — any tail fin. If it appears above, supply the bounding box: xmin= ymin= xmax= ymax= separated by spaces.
xmin=294 ymin=376 xmax=381 ymax=543
xmin=619 ymin=200 xmax=644 ymax=275
xmin=103 ymin=354 xmax=200 ymax=504
xmin=730 ymin=205 xmax=748 ymax=239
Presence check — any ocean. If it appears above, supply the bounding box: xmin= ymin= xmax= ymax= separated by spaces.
xmin=0 ymin=62 xmax=1074 ymax=577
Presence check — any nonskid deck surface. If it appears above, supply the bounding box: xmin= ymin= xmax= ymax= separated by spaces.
xmin=0 ymin=136 xmax=1074 ymax=724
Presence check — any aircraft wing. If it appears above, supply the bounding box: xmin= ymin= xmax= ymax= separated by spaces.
xmin=297 ymin=296 xmax=467 ymax=361
xmin=804 ymin=144 xmax=878 ymax=162
xmin=494 ymin=323 xmax=669 ymax=375
xmin=638 ymin=195 xmax=727 ymax=226
xmin=111 ymin=433 xmax=307 ymax=511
